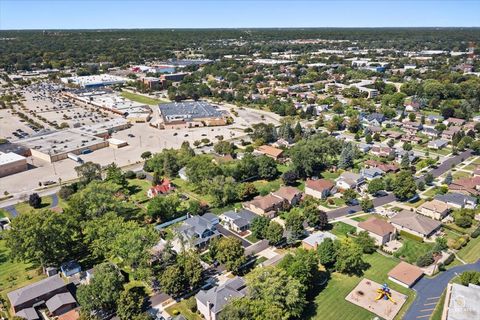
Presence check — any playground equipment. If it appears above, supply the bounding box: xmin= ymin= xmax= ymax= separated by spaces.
xmin=375 ymin=283 xmax=396 ymax=303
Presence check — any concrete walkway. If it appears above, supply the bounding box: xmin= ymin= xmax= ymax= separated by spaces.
xmin=404 ymin=260 xmax=480 ymax=320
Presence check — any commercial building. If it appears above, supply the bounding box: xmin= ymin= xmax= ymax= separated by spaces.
xmin=158 ymin=101 xmax=228 ymax=129
xmin=0 ymin=152 xmax=28 ymax=177
xmin=443 ymin=283 xmax=480 ymax=320
xmin=60 ymin=75 xmax=128 ymax=88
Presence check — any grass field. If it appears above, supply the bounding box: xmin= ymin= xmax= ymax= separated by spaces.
xmin=393 ymin=239 xmax=435 ymax=264
xmin=121 ymin=91 xmax=167 ymax=105
xmin=452 ymin=170 xmax=471 ymax=179
xmin=253 ymin=178 xmax=281 ymax=195
xmin=330 ymin=222 xmax=356 ymax=237
xmin=165 ymin=299 xmax=202 ymax=320
xmin=457 ymin=235 xmax=480 ymax=263
xmin=304 ymin=253 xmax=413 ymax=320
xmin=0 ymin=240 xmax=45 ymax=302
xmin=128 ymin=178 xmax=152 ymax=203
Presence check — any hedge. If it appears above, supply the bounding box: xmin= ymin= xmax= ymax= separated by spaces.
xmin=399 ymin=230 xmax=424 ymax=243
xmin=471 ymin=227 xmax=480 ymax=238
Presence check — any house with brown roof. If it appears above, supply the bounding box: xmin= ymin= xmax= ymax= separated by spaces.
xmin=243 ymin=194 xmax=286 ymax=218
xmin=370 ymin=146 xmax=393 ymax=158
xmin=272 ymin=186 xmax=303 ymax=206
xmin=449 ymin=176 xmax=480 ymax=196
xmin=305 ymin=179 xmax=336 ymax=199
xmin=357 ymin=218 xmax=396 ymax=246
xmin=390 ymin=210 xmax=441 ymax=240
xmin=364 ymin=160 xmax=399 ymax=173
xmin=443 ymin=117 xmax=465 ymax=127
xmin=416 ymin=199 xmax=450 ymax=220
xmin=441 ymin=126 xmax=461 ymax=140
xmin=254 ymin=145 xmax=284 ymax=161
xmin=388 ymin=261 xmax=424 ymax=288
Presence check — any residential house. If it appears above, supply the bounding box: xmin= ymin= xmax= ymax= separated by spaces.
xmin=367 ymin=125 xmax=383 ymax=134
xmin=388 ymin=262 xmax=424 ymax=288
xmin=219 ymin=209 xmax=257 ymax=233
xmin=423 ymin=127 xmax=440 ymax=138
xmin=243 ymin=194 xmax=285 ymax=218
xmin=361 ymin=167 xmax=385 ymax=180
xmin=390 ymin=210 xmax=441 ymax=240
xmin=15 ymin=308 xmax=40 ymax=320
xmin=357 ymin=218 xmax=396 ymax=246
xmin=428 ymin=139 xmax=448 ymax=150
xmin=147 ymin=179 xmax=174 ymax=198
xmin=7 ymin=274 xmax=69 ymax=315
xmin=60 ymin=261 xmax=81 ymax=277
xmin=45 ymin=292 xmax=77 ymax=317
xmin=449 ymin=176 xmax=480 ymax=196
xmin=254 ymin=145 xmax=284 ymax=161
xmin=426 ymin=115 xmax=443 ymax=125
xmin=396 ymin=150 xmax=417 ymax=164
xmin=400 ymin=134 xmax=422 ymax=145
xmin=271 ymin=186 xmax=303 ymax=206
xmin=175 ymin=213 xmax=220 ymax=250
xmin=196 ymin=277 xmax=247 ymax=320
xmin=443 ymin=117 xmax=465 ymax=127
xmin=357 ymin=143 xmax=372 ymax=153
xmin=416 ymin=199 xmax=450 ymax=220
xmin=371 ymin=146 xmax=393 ymax=157
xmin=302 ymin=231 xmax=337 ymax=250
xmin=336 ymin=172 xmax=365 ymax=190
xmin=364 ymin=159 xmax=399 ymax=173
xmin=305 ymin=179 xmax=336 ymax=199
xmin=435 ymin=193 xmax=477 ymax=209
xmin=363 ymin=113 xmax=385 ymax=126
xmin=383 ymin=130 xmax=402 ymax=140
xmin=441 ymin=126 xmax=461 ymax=141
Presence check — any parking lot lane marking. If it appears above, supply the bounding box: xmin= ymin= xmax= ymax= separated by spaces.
xmin=420 ymin=308 xmax=434 ymax=312
xmin=416 ymin=315 xmax=431 ymax=319
xmin=423 ymin=302 xmax=438 ymax=306
xmin=427 ymin=296 xmax=440 ymax=300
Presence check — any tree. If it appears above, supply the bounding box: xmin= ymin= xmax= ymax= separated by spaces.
xmin=213 ymin=237 xmax=246 ymax=274
xmin=159 ymin=265 xmax=185 ymax=297
xmin=424 ymin=173 xmax=434 ymax=185
xmin=251 ymin=216 xmax=270 ymax=239
xmin=146 ymin=194 xmax=180 ymax=222
xmin=140 ymin=151 xmax=152 ymax=160
xmin=77 ymin=263 xmax=125 ymax=314
xmin=256 ymin=155 xmax=279 ymax=180
xmin=459 ymin=271 xmax=480 ymax=286
xmin=400 ymin=152 xmax=410 ymax=168
xmin=365 ymin=133 xmax=373 ymax=144
xmin=367 ymin=178 xmax=384 ymax=195
xmin=342 ymin=188 xmax=357 ymax=204
xmin=75 ymin=161 xmax=102 ymax=186
xmin=360 ymin=197 xmax=374 ymax=212
xmin=207 ymin=176 xmax=239 ymax=207
xmin=335 ymin=238 xmax=368 ymax=275
xmin=434 ymin=237 xmax=448 ymax=252
xmin=117 ymin=287 xmax=147 ymax=320
xmin=266 ymin=221 xmax=284 ymax=245
xmin=416 ymin=253 xmax=434 ymax=267
xmin=303 ymin=205 xmax=320 ymax=228
xmin=317 ymin=211 xmax=329 ymax=230
xmin=393 ymin=170 xmax=417 ymax=201
xmin=338 ymin=142 xmax=356 ymax=169
xmin=285 ymin=209 xmax=304 ymax=243
xmin=279 ymin=249 xmax=319 ymax=292
xmin=5 ymin=209 xmax=78 ymax=267
xmin=58 ymin=185 xmax=75 ymax=200
xmin=453 ymin=209 xmax=475 ymax=228
xmin=387 ymin=139 xmax=395 ymax=148
xmin=104 ymin=163 xmax=127 ymax=189
xmin=444 ymin=172 xmax=453 ymax=185
xmin=355 ymin=231 xmax=376 ymax=253
xmin=28 ymin=193 xmax=42 ymax=208
xmin=282 ymin=170 xmax=298 ymax=186
xmin=317 ymin=238 xmax=337 ymax=268
xmin=347 ymin=115 xmax=361 ymax=133
xmin=214 ymin=140 xmax=235 ymax=155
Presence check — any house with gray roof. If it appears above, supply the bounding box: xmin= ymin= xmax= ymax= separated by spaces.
xmin=7 ymin=274 xmax=68 ymax=314
xmin=196 ymin=277 xmax=247 ymax=320
xmin=336 ymin=171 xmax=365 ymax=190
xmin=435 ymin=193 xmax=477 ymax=209
xmin=45 ymin=292 xmax=77 ymax=316
xmin=15 ymin=308 xmax=40 ymax=320
xmin=361 ymin=167 xmax=385 ymax=180
xmin=219 ymin=209 xmax=257 ymax=233
xmin=428 ymin=139 xmax=448 ymax=150
xmin=390 ymin=210 xmax=441 ymax=240
xmin=175 ymin=213 xmax=220 ymax=251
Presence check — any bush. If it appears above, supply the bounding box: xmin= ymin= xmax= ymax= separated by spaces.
xmin=172 ymin=310 xmax=180 ymax=316
xmin=58 ymin=186 xmax=75 ymax=200
xmin=443 ymin=253 xmax=455 ymax=266
xmin=416 ymin=252 xmax=434 ymax=267
xmin=28 ymin=193 xmax=42 ymax=208
xmin=124 ymin=170 xmax=136 ymax=179
xmin=184 ymin=296 xmax=197 ymax=312
xmin=471 ymin=227 xmax=480 ymax=238
xmin=136 ymin=172 xmax=146 ymax=179
xmin=399 ymin=230 xmax=424 ymax=243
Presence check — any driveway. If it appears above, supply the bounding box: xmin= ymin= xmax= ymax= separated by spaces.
xmin=327 ymin=150 xmax=474 ymax=220
xmin=216 ymin=224 xmax=252 ymax=248
xmin=404 ymin=260 xmax=480 ymax=320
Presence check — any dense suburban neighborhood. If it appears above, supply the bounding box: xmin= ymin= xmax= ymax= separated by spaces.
xmin=1 ymin=9 xmax=480 ymax=320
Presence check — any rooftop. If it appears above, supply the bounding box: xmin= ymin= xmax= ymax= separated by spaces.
xmin=305 ymin=178 xmax=335 ymax=192
xmin=0 ymin=152 xmax=26 ymax=165
xmin=196 ymin=277 xmax=246 ymax=314
xmin=159 ymin=101 xmax=225 ymax=121
xmin=7 ymin=274 xmax=66 ymax=307
xmin=447 ymin=283 xmax=480 ymax=320
xmin=390 ymin=211 xmax=441 ymax=236
xmin=358 ymin=218 xmax=395 ymax=237
xmin=388 ymin=261 xmax=423 ymax=286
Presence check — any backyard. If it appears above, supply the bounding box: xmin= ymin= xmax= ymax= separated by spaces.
xmin=304 ymin=253 xmax=414 ymax=320
xmin=165 ymin=299 xmax=202 ymax=320
xmin=393 ymin=239 xmax=435 ymax=264
xmin=457 ymin=235 xmax=480 ymax=263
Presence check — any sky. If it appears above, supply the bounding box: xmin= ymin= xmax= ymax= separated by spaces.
xmin=1 ymin=0 xmax=479 ymax=30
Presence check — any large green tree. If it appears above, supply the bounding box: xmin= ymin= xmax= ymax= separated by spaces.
xmin=393 ymin=170 xmax=417 ymax=201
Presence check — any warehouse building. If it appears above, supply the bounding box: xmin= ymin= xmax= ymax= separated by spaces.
xmin=0 ymin=152 xmax=28 ymax=177
xmin=60 ymin=75 xmax=128 ymax=88
xmin=158 ymin=101 xmax=228 ymax=129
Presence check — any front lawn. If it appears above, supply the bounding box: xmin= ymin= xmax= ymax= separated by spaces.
xmin=165 ymin=299 xmax=202 ymax=320
xmin=452 ymin=170 xmax=471 ymax=180
xmin=304 ymin=253 xmax=413 ymax=320
xmin=15 ymin=195 xmax=54 ymax=215
xmin=457 ymin=235 xmax=480 ymax=263
xmin=330 ymin=222 xmax=356 ymax=238
xmin=393 ymin=239 xmax=435 ymax=264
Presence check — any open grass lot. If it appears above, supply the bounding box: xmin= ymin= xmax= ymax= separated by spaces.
xmin=330 ymin=222 xmax=356 ymax=237
xmin=165 ymin=299 xmax=202 ymax=320
xmin=14 ymin=195 xmax=54 ymax=215
xmin=393 ymin=239 xmax=435 ymax=264
xmin=304 ymin=253 xmax=413 ymax=320
xmin=472 ymin=157 xmax=480 ymax=165
xmin=172 ymin=178 xmax=215 ymax=204
xmin=253 ymin=178 xmax=281 ymax=195
xmin=0 ymin=240 xmax=45 ymax=302
xmin=120 ymin=91 xmax=167 ymax=105
xmin=457 ymin=235 xmax=480 ymax=263
xmin=128 ymin=178 xmax=152 ymax=203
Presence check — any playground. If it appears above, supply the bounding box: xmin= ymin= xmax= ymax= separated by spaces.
xmin=345 ymin=278 xmax=407 ymax=320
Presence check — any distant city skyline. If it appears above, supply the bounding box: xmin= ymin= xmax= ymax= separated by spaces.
xmin=1 ymin=0 xmax=480 ymax=30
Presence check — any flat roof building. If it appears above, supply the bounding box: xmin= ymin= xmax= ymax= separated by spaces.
xmin=60 ymin=75 xmax=128 ymax=88
xmin=0 ymin=152 xmax=28 ymax=177
xmin=158 ymin=101 xmax=228 ymax=129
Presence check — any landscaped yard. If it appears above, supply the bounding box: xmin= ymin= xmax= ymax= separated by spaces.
xmin=462 ymin=163 xmax=478 ymax=171
xmin=319 ymin=197 xmax=346 ymax=209
xmin=457 ymin=235 xmax=480 ymax=263
xmin=393 ymin=239 xmax=435 ymax=264
xmin=120 ymin=91 xmax=168 ymax=105
xmin=330 ymin=222 xmax=356 ymax=237
xmin=304 ymin=253 xmax=413 ymax=320
xmin=128 ymin=178 xmax=152 ymax=203
xmin=14 ymin=195 xmax=54 ymax=215
xmin=253 ymin=178 xmax=281 ymax=195
xmin=165 ymin=299 xmax=202 ymax=320
xmin=452 ymin=170 xmax=471 ymax=180
xmin=320 ymin=171 xmax=341 ymax=180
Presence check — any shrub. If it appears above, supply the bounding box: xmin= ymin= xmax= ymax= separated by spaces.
xmin=416 ymin=252 xmax=434 ymax=267
xmin=124 ymin=170 xmax=136 ymax=179
xmin=471 ymin=227 xmax=480 ymax=238
xmin=136 ymin=172 xmax=146 ymax=179
xmin=58 ymin=186 xmax=75 ymax=200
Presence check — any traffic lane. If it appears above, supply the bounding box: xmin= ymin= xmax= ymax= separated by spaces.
xmin=426 ymin=150 xmax=473 ymax=179
xmin=327 ymin=193 xmax=396 ymax=220
xmin=216 ymin=224 xmax=252 ymax=248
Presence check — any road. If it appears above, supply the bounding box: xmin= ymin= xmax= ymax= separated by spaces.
xmin=327 ymin=150 xmax=474 ymax=220
xmin=404 ymin=260 xmax=480 ymax=320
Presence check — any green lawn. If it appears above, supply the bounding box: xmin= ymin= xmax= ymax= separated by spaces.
xmin=253 ymin=179 xmax=282 ymax=195
xmin=462 ymin=164 xmax=477 ymax=171
xmin=452 ymin=170 xmax=471 ymax=180
xmin=393 ymin=239 xmax=435 ymax=264
xmin=246 ymin=233 xmax=259 ymax=243
xmin=472 ymin=158 xmax=480 ymax=165
xmin=128 ymin=178 xmax=152 ymax=203
xmin=0 ymin=240 xmax=45 ymax=307
xmin=404 ymin=198 xmax=426 ymax=208
xmin=166 ymin=299 xmax=202 ymax=320
xmin=304 ymin=253 xmax=413 ymax=320
xmin=457 ymin=235 xmax=480 ymax=263
xmin=422 ymin=187 xmax=440 ymax=198
xmin=321 ymin=171 xmax=341 ymax=180
xmin=120 ymin=91 xmax=167 ymax=105
xmin=319 ymin=197 xmax=346 ymax=209
xmin=14 ymin=195 xmax=54 ymax=215
xmin=330 ymin=222 xmax=356 ymax=238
